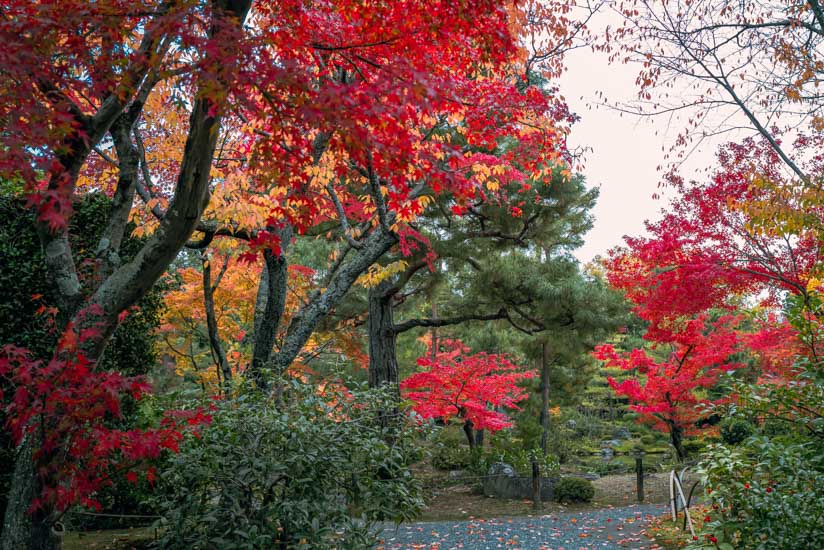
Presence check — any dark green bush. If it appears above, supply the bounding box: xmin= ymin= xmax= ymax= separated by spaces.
xmin=153 ymin=382 xmax=424 ymax=549
xmin=719 ymin=418 xmax=754 ymax=446
xmin=431 ymin=444 xmax=475 ymax=471
xmin=553 ymin=476 xmax=595 ymax=503
xmin=682 ymin=438 xmax=706 ymax=455
xmin=640 ymin=434 xmax=657 ymax=445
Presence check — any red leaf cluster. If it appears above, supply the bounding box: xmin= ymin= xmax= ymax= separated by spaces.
xmin=0 ymin=335 xmax=210 ymax=513
xmin=400 ymin=339 xmax=534 ymax=432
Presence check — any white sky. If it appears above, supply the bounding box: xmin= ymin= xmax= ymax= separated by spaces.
xmin=559 ymin=46 xmax=724 ymax=264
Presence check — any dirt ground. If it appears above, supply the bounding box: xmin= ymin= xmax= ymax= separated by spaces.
xmin=420 ymin=472 xmax=701 ymax=521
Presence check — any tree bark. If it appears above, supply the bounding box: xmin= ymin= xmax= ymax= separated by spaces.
xmin=531 ymin=458 xmax=542 ymax=511
xmin=368 ymin=282 xmax=401 ymax=427
xmin=430 ymin=301 xmax=438 ymax=360
xmin=269 ymin=226 xmax=397 ymax=375
xmin=202 ymin=254 xmax=232 ymax=386
xmin=2 ymin=438 xmax=36 ymax=550
xmin=539 ymin=342 xmax=551 ymax=454
xmin=367 ymin=282 xmax=400 ymax=391
xmin=249 ymin=248 xmax=288 ymax=388
xmin=462 ymin=420 xmax=476 ymax=449
xmin=669 ymin=421 xmax=686 ymax=462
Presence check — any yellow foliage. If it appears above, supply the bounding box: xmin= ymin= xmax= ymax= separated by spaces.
xmin=356 ymin=260 xmax=408 ymax=288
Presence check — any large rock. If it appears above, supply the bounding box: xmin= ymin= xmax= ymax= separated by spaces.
xmin=483 ymin=462 xmax=555 ymax=501
xmin=613 ymin=427 xmax=632 ymax=440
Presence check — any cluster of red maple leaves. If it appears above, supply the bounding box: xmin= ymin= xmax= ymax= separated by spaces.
xmin=401 ymin=339 xmax=534 ymax=435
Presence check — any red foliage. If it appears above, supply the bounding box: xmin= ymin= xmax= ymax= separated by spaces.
xmin=0 ymin=0 xmax=572 ymax=240
xmin=604 ymin=137 xmax=822 ymax=341
xmin=400 ymin=340 xmax=534 ymax=432
xmin=0 ymin=0 xmax=578 ymax=521
xmin=0 ymin=326 xmax=210 ymax=513
xmin=594 ymin=316 xmax=745 ymax=439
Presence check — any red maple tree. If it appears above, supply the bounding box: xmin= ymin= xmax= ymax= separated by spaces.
xmin=594 ymin=315 xmax=745 ymax=461
xmin=401 ymin=339 xmax=534 ymax=448
xmin=605 ymin=137 xmax=822 ymax=342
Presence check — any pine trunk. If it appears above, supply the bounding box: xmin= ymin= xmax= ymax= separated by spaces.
xmin=539 ymin=343 xmax=551 ymax=454
xmin=368 ymin=283 xmax=400 ymax=425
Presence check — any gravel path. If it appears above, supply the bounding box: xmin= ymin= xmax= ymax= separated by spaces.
xmin=379 ymin=504 xmax=666 ymax=549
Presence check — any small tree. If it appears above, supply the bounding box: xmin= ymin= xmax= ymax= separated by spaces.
xmin=401 ymin=339 xmax=534 ymax=448
xmin=594 ymin=315 xmax=744 ymax=461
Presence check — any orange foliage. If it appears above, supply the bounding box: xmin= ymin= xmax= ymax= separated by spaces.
xmin=159 ymin=254 xmax=367 ymax=390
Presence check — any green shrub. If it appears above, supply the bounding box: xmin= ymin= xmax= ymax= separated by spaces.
xmin=152 ymin=382 xmax=424 ymax=549
xmin=696 ymin=438 xmax=824 ymax=549
xmin=682 ymin=438 xmax=706 ymax=455
xmin=640 ymin=434 xmax=657 ymax=446
xmin=719 ymin=418 xmax=754 ymax=446
xmin=553 ymin=477 xmax=595 ymax=503
xmin=431 ymin=442 xmax=475 ymax=471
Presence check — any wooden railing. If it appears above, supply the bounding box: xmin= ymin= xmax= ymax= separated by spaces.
xmin=669 ymin=466 xmax=702 ymax=538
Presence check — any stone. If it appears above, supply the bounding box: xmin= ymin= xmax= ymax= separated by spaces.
xmin=487 ymin=462 xmax=516 ymax=478
xmin=613 ymin=427 xmax=632 ymax=440
xmin=600 ymin=447 xmax=615 ymax=459
xmin=601 ymin=439 xmax=622 ymax=448
xmin=448 ymin=470 xmax=465 ymax=480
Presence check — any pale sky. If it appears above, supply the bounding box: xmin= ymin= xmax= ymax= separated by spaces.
xmin=559 ymin=45 xmax=722 ymax=265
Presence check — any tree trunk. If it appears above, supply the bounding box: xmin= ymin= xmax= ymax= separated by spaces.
xmin=2 ymin=438 xmax=34 ymax=550
xmin=430 ymin=301 xmax=438 ymax=360
xmin=368 ymin=283 xmax=400 ymax=426
xmin=2 ymin=438 xmax=61 ymax=550
xmin=669 ymin=422 xmax=686 ymax=462
xmin=269 ymin=226 xmax=397 ymax=375
xmin=367 ymin=283 xmax=399 ymax=391
xmin=539 ymin=342 xmax=551 ymax=454
xmin=202 ymin=254 xmax=232 ymax=386
xmin=249 ymin=249 xmax=287 ymax=388
xmin=462 ymin=420 xmax=476 ymax=449
xmin=531 ymin=458 xmax=542 ymax=512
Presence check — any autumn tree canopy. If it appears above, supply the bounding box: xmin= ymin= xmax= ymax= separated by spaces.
xmin=0 ymin=1 xmax=579 ymax=547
